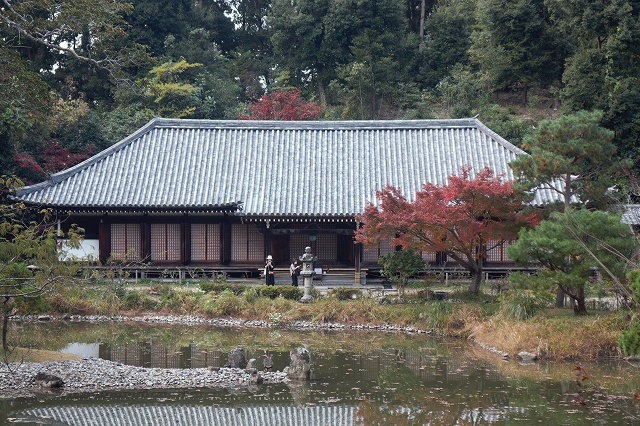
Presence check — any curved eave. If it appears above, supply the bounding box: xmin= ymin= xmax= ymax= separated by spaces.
xmin=240 ymin=214 xmax=356 ymax=223
xmin=11 ymin=200 xmax=242 ymax=215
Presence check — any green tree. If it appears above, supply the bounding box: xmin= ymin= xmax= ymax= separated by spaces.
xmin=0 ymin=177 xmax=83 ymax=352
xmin=268 ymin=0 xmax=333 ymax=101
xmin=0 ymin=46 xmax=53 ymax=164
xmin=164 ymin=29 xmax=242 ymax=119
xmin=546 ymin=0 xmax=640 ymax=109
xmin=1 ymin=0 xmax=149 ymax=80
xmin=228 ymin=0 xmax=272 ymax=100
xmin=470 ymin=0 xmax=566 ymax=103
xmin=0 ymin=0 xmax=150 ymax=178
xmin=509 ymin=110 xmax=617 ymax=211
xmin=379 ymin=248 xmax=425 ymax=298
xmin=412 ymin=0 xmax=474 ymax=89
xmin=509 ymin=110 xmax=619 ymax=309
xmin=138 ymin=58 xmax=203 ymax=118
xmin=436 ymin=64 xmax=486 ymax=118
xmin=546 ymin=0 xmax=640 ymax=170
xmin=508 ymin=209 xmax=636 ymax=315
xmin=269 ymin=0 xmax=409 ymax=113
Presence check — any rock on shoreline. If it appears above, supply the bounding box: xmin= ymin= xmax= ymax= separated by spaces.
xmin=0 ymin=357 xmax=289 ymax=399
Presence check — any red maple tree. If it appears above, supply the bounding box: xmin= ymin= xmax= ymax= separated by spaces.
xmin=40 ymin=141 xmax=93 ymax=173
xmin=13 ymin=141 xmax=93 ymax=183
xmin=238 ymin=89 xmax=324 ymax=120
xmin=356 ymin=167 xmax=539 ymax=294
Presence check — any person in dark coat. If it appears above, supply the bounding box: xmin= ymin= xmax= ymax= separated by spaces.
xmin=265 ymin=255 xmax=275 ymax=285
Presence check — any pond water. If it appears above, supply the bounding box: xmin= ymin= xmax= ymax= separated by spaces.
xmin=2 ymin=321 xmax=640 ymax=425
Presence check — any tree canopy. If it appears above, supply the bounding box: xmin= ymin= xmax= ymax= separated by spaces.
xmin=508 ymin=209 xmax=636 ymax=315
xmin=509 ymin=110 xmax=618 ymax=210
xmin=1 ymin=0 xmax=640 ymax=192
xmin=356 ymin=167 xmax=539 ymax=294
xmin=0 ymin=176 xmax=83 ymax=351
xmin=238 ymin=89 xmax=323 ymax=120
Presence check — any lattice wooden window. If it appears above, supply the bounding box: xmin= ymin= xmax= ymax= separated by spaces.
xmin=420 ymin=249 xmax=438 ymax=263
xmin=362 ymin=236 xmax=395 ymax=263
xmin=290 ymin=234 xmax=308 ymax=260
xmin=316 ymin=234 xmax=337 ymax=262
xmin=151 ymin=223 xmax=181 ymax=262
xmin=191 ymin=223 xmax=221 ymax=262
xmin=231 ymin=223 xmax=263 ymax=262
xmin=485 ymin=240 xmax=513 ymax=263
xmin=110 ymin=223 xmax=141 ymax=261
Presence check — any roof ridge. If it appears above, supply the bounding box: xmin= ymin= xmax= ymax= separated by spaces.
xmin=152 ymin=117 xmax=479 ymax=130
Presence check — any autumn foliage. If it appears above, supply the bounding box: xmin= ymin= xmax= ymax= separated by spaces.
xmin=238 ymin=89 xmax=324 ymax=120
xmin=13 ymin=141 xmax=93 ymax=180
xmin=356 ymin=167 xmax=538 ymax=294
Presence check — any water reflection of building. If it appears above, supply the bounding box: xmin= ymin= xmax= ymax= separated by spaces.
xmin=100 ymin=341 xmax=502 ymax=386
xmin=9 ymin=342 xmax=539 ymax=425
xmin=101 ymin=342 xmax=231 ymax=369
xmin=18 ymin=405 xmax=356 ymax=426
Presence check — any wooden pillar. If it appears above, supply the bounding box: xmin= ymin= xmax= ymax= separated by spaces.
xmin=141 ymin=216 xmax=151 ymax=262
xmin=221 ymin=218 xmax=231 ymax=265
xmin=183 ymin=219 xmax=191 ymax=265
xmin=265 ymin=228 xmax=272 ymax=260
xmin=99 ymin=219 xmax=110 ymax=264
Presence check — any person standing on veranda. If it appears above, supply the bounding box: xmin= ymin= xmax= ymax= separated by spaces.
xmin=290 ymin=259 xmax=301 ymax=286
xmin=265 ymin=255 xmax=275 ymax=286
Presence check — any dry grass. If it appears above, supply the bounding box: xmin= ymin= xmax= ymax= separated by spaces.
xmin=470 ymin=311 xmax=624 ymax=361
xmin=36 ymin=283 xmax=631 ymax=363
xmin=2 ymin=348 xmax=82 ymax=363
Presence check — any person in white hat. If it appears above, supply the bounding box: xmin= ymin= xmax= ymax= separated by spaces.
xmin=265 ymin=255 xmax=275 ymax=286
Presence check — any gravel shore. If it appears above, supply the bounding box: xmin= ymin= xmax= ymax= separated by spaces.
xmin=0 ymin=313 xmax=433 ymax=399
xmin=0 ymin=357 xmax=289 ymax=399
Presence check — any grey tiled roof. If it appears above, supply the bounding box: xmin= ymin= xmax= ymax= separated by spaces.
xmin=622 ymin=204 xmax=640 ymax=225
xmin=20 ymin=404 xmax=356 ymax=426
xmin=14 ymin=118 xmax=554 ymax=216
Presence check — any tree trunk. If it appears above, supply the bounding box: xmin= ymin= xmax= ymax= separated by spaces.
xmin=317 ymin=79 xmax=327 ymax=105
xmin=2 ymin=312 xmax=8 ymax=353
xmin=573 ymin=287 xmax=587 ymax=315
xmin=419 ymin=0 xmax=426 ymax=52
xmin=561 ymin=285 xmax=588 ymax=315
xmin=2 ymin=297 xmax=9 ymax=352
xmin=555 ymin=285 xmax=565 ymax=308
xmin=467 ymin=270 xmax=482 ymax=295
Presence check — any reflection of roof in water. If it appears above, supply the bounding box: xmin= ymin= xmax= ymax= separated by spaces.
xmin=18 ymin=404 xmax=356 ymax=426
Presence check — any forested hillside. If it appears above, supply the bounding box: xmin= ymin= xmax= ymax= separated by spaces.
xmin=2 ymin=0 xmax=640 ymax=190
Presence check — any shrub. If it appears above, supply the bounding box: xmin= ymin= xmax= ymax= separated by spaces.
xmin=200 ymin=282 xmax=247 ymax=295
xmin=200 ymin=281 xmax=221 ymax=293
xmin=498 ymin=291 xmax=552 ymax=321
xmin=121 ymin=289 xmax=158 ymax=311
xmin=279 ymin=286 xmax=303 ymax=300
xmin=378 ymin=248 xmax=425 ymax=297
xmin=160 ymin=288 xmax=201 ymax=312
xmin=619 ymin=321 xmax=640 ymax=357
xmin=330 ymin=288 xmax=362 ymax=300
xmin=12 ymin=294 xmax=50 ymax=314
xmin=243 ymin=287 xmax=260 ymax=303
xmin=258 ymin=285 xmax=302 ymax=300
xmin=199 ymin=290 xmax=245 ymax=317
xmin=121 ymin=290 xmax=142 ymax=309
xmin=422 ymin=301 xmax=453 ymax=330
xmin=259 ymin=285 xmax=280 ymax=299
